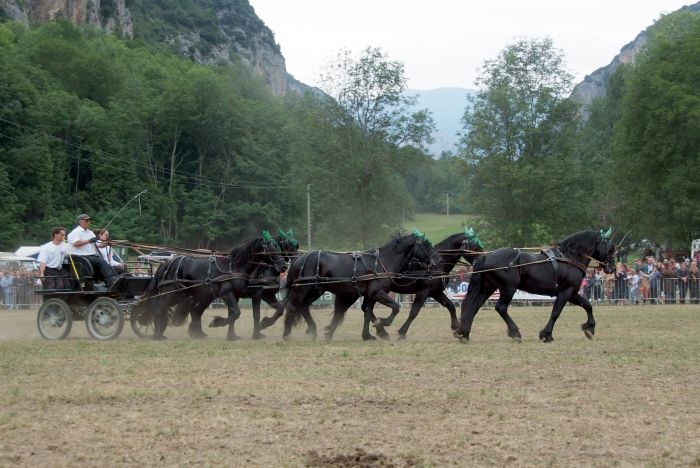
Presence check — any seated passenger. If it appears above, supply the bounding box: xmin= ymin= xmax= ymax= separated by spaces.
xmin=67 ymin=213 xmax=118 ymax=287
xmin=94 ymin=229 xmax=126 ymax=274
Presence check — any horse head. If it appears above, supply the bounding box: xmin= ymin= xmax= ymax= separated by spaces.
xmin=277 ymin=228 xmax=300 ymax=257
xmin=596 ymin=227 xmax=616 ymax=274
xmin=462 ymin=226 xmax=484 ymax=253
xmin=411 ymin=228 xmax=442 ymax=272
xmin=262 ymin=230 xmax=288 ymax=273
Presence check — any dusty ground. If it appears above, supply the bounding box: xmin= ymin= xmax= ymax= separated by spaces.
xmin=0 ymin=303 xmax=699 ymax=466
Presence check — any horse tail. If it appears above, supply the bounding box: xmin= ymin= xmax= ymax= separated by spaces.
xmin=281 ymin=253 xmax=311 ymax=330
xmin=467 ymin=255 xmax=486 ymax=295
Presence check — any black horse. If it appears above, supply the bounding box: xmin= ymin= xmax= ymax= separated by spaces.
xmin=454 ymin=229 xmax=616 ymax=343
xmin=138 ymin=233 xmax=287 ymax=340
xmin=210 ymin=229 xmax=299 ymax=339
xmin=363 ymin=228 xmax=484 ymax=339
xmin=281 ymin=231 xmax=442 ymax=341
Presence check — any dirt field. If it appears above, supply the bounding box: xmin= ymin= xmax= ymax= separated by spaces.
xmin=1 ymin=303 xmax=699 ymax=466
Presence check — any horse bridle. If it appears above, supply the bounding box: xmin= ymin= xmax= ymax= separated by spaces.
xmin=413 ymin=239 xmax=439 ymax=273
xmin=258 ymin=238 xmax=286 ymax=273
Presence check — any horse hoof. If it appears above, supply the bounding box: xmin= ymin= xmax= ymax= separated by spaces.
xmin=227 ymin=334 xmax=241 ymax=341
xmin=453 ymin=330 xmax=464 ymax=338
xmin=397 ymin=333 xmax=407 ymax=341
xmin=378 ymin=332 xmax=390 ymax=341
xmin=209 ymin=316 xmax=227 ymax=328
xmin=189 ymin=332 xmax=208 ymax=339
xmin=372 ymin=319 xmax=383 ymax=328
xmin=583 ymin=329 xmax=594 ymax=340
xmin=363 ymin=334 xmax=377 ymax=341
xmin=153 ymin=335 xmax=167 ymax=341
xmin=511 ymin=336 xmax=522 ymax=343
xmin=259 ymin=318 xmax=273 ymax=329
xmin=324 ymin=333 xmax=333 ymax=342
xmin=458 ymin=337 xmax=469 ymax=344
xmin=252 ymin=332 xmax=266 ymax=340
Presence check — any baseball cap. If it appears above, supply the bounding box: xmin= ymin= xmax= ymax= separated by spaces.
xmin=77 ymin=213 xmax=91 ymax=222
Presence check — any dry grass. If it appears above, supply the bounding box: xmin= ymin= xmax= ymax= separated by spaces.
xmin=1 ymin=303 xmax=699 ymax=467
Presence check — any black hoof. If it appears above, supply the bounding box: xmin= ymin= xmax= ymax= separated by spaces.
xmin=306 ymin=328 xmax=318 ymax=340
xmin=153 ymin=335 xmax=167 ymax=341
xmin=397 ymin=333 xmax=407 ymax=341
xmin=511 ymin=336 xmax=522 ymax=343
xmin=539 ymin=330 xmax=554 ymax=343
xmin=226 ymin=334 xmax=241 ymax=341
xmin=362 ymin=334 xmax=377 ymax=341
xmin=252 ymin=332 xmax=266 ymax=340
xmin=259 ymin=317 xmax=275 ymax=329
xmin=458 ymin=337 xmax=469 ymax=344
xmin=323 ymin=333 xmax=333 ymax=341
xmin=209 ymin=316 xmax=227 ymax=328
xmin=581 ymin=323 xmax=595 ymax=339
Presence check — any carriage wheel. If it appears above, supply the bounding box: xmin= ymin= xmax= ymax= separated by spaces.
xmin=37 ymin=298 xmax=73 ymax=340
xmin=130 ymin=306 xmax=154 ymax=339
xmin=85 ymin=297 xmax=124 ymax=340
xmin=130 ymin=306 xmax=177 ymax=339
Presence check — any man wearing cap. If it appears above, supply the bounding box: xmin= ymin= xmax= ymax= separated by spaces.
xmin=67 ymin=214 xmax=118 ymax=287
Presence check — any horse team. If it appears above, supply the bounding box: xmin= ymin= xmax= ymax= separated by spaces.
xmin=136 ymin=228 xmax=616 ymax=343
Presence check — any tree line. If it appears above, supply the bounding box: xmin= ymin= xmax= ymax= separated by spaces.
xmin=1 ymin=9 xmax=698 ymax=254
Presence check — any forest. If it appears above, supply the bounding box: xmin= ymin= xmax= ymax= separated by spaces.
xmin=0 ymin=8 xmax=698 ymax=252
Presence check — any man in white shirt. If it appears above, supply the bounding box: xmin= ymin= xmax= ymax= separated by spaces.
xmin=67 ymin=213 xmax=118 ymax=287
xmin=37 ymin=227 xmax=69 ymax=290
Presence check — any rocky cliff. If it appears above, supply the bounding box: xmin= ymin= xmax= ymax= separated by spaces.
xmin=0 ymin=0 xmax=133 ymax=37
xmin=571 ymin=1 xmax=700 ymax=112
xmin=0 ymin=0 xmax=307 ymax=96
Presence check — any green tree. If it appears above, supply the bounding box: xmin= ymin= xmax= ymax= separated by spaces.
xmin=459 ymin=37 xmax=581 ymax=246
xmin=612 ymin=11 xmax=700 ymax=249
xmin=316 ymin=47 xmax=435 ymax=245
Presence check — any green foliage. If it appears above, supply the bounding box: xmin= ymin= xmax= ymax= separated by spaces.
xmin=312 ymin=47 xmax=436 ymax=246
xmin=459 ymin=37 xmax=582 ymax=246
xmin=610 ymin=10 xmax=700 ymax=249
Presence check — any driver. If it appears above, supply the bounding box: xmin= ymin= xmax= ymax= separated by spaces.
xmin=67 ymin=213 xmax=118 ymax=287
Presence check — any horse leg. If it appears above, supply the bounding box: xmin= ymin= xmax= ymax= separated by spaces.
xmin=283 ymin=288 xmax=321 ymax=340
xmin=152 ymin=297 xmax=169 ymax=340
xmin=539 ymin=291 xmax=573 ymax=343
xmin=568 ymin=293 xmax=596 ymax=339
xmin=221 ymin=293 xmax=242 ymax=341
xmin=251 ymin=296 xmax=265 ymax=340
xmin=325 ymin=294 xmax=356 ymax=341
xmin=301 ymin=307 xmax=317 ymax=340
xmin=492 ymin=289 xmax=522 ymax=342
xmin=432 ymin=289 xmax=459 ymax=331
xmin=370 ymin=291 xmax=400 ymax=340
xmin=259 ymin=297 xmax=284 ymax=330
xmin=454 ymin=283 xmax=497 ymax=341
xmin=188 ymin=299 xmax=210 ymax=339
xmin=396 ymin=290 xmax=430 ymax=340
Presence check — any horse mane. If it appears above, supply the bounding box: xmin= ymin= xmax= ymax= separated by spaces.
xmin=558 ymin=230 xmax=599 ymax=256
xmin=436 ymin=232 xmax=463 ymax=250
xmin=229 ymin=238 xmax=262 ymax=268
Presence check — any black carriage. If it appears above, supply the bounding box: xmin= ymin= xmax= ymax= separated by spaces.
xmin=36 ymin=255 xmax=154 ymax=340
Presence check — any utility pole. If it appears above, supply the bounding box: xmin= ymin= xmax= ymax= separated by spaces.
xmin=444 ymin=192 xmax=452 ymax=217
xmin=307 ymin=184 xmax=312 ymax=249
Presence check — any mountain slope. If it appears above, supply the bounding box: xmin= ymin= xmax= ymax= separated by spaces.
xmin=409 ymin=87 xmax=475 ymax=156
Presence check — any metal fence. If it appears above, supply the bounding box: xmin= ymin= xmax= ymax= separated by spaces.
xmin=3 ymin=279 xmax=699 ymax=310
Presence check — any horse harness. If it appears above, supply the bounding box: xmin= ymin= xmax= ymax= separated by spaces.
xmin=504 ymin=247 xmax=587 ymax=290
xmin=158 ymin=255 xmax=251 ymax=293
xmin=292 ymin=249 xmax=392 ymax=287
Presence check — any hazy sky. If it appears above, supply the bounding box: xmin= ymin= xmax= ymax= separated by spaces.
xmin=248 ymin=0 xmax=693 ymax=90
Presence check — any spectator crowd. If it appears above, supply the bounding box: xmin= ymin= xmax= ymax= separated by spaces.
xmin=579 ymin=251 xmax=700 ymax=305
